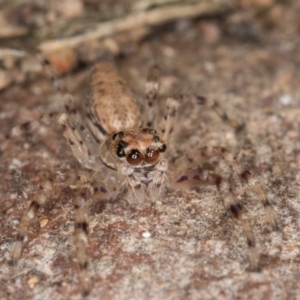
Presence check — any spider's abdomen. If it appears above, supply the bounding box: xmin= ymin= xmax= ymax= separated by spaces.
xmin=88 ymin=62 xmax=141 ymax=134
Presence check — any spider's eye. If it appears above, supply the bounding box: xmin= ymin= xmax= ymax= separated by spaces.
xmin=116 ymin=141 xmax=127 ymax=157
xmin=127 ymin=149 xmax=143 ymax=166
xmin=142 ymin=128 xmax=157 ymax=135
xmin=112 ymin=131 xmax=124 ymax=140
xmin=153 ymin=136 xmax=160 ymax=143
xmin=159 ymin=144 xmax=167 ymax=153
xmin=145 ymin=148 xmax=160 ymax=164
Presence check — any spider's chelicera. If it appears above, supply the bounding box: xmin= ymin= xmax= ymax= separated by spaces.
xmin=1 ymin=61 xmax=278 ymax=295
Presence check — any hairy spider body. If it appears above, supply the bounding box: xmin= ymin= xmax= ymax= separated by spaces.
xmin=1 ymin=59 xmax=277 ymax=295
xmin=87 ymin=62 xmax=141 ymax=141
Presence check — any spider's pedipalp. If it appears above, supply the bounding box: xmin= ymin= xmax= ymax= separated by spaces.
xmin=118 ymin=163 xmax=145 ymax=204
xmin=149 ymin=158 xmax=168 ymax=201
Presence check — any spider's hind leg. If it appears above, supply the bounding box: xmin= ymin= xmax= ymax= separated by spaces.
xmin=10 ymin=178 xmax=53 ymax=263
xmin=174 ymin=146 xmax=278 ymax=230
xmin=170 ymin=167 xmax=259 ymax=270
xmin=170 ymin=144 xmax=278 ymax=270
xmin=216 ymin=146 xmax=278 ymax=230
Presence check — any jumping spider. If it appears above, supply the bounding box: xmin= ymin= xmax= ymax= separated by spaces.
xmin=1 ymin=60 xmax=278 ymax=294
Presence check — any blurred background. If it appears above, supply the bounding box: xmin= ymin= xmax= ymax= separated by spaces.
xmin=0 ymin=0 xmax=298 ymax=90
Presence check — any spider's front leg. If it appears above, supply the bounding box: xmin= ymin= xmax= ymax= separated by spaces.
xmin=0 ymin=111 xmax=61 ymax=156
xmin=0 ymin=109 xmax=104 ymax=170
xmin=57 ymin=113 xmax=103 ymax=171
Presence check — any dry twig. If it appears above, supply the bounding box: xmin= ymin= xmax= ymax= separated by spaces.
xmin=38 ymin=1 xmax=232 ymax=52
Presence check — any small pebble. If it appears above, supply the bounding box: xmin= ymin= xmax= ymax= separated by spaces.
xmin=28 ymin=276 xmax=39 ymax=289
xmin=46 ymin=47 xmax=77 ymax=75
xmin=40 ymin=218 xmax=49 ymax=228
xmin=142 ymin=231 xmax=151 ymax=238
xmin=279 ymin=94 xmax=291 ymax=106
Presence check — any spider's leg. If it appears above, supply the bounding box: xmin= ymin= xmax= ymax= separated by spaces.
xmin=11 ymin=179 xmax=53 ymax=263
xmin=180 ymin=93 xmax=243 ymax=131
xmin=42 ymin=55 xmax=104 ymax=160
xmin=170 ymin=167 xmax=259 ymax=270
xmin=170 ymin=144 xmax=278 ymax=269
xmin=161 ymin=97 xmax=180 ymax=143
xmin=144 ymin=65 xmax=160 ymax=128
xmin=216 ymin=146 xmax=278 ymax=230
xmin=119 ymin=164 xmax=146 ymax=205
xmin=72 ymin=169 xmax=119 ymax=295
xmin=0 ymin=112 xmax=61 ymax=156
xmin=1 ymin=111 xmax=105 ymax=171
xmin=73 ymin=185 xmax=91 ymax=295
xmin=57 ymin=113 xmax=103 ymax=171
xmin=173 ymin=146 xmax=277 ymax=230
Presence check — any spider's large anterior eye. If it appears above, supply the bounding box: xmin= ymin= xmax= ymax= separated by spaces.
xmin=144 ymin=148 xmax=160 ymax=164
xmin=127 ymin=149 xmax=143 ymax=166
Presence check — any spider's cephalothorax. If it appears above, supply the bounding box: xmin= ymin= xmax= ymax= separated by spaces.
xmin=101 ymin=128 xmax=166 ymax=169
xmin=1 ymin=60 xmax=278 ymax=295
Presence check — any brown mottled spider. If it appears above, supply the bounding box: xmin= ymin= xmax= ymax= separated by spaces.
xmin=1 ymin=59 xmax=278 ymax=295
